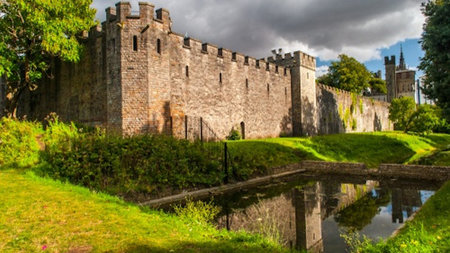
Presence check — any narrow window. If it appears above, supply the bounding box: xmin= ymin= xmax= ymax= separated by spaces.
xmin=186 ymin=66 xmax=189 ymax=77
xmin=133 ymin=36 xmax=138 ymax=51
xmin=267 ymin=84 xmax=270 ymax=95
xmin=245 ymin=78 xmax=249 ymax=89
xmin=157 ymin=39 xmax=161 ymax=54
xmin=219 ymin=73 xmax=222 ymax=84
xmin=284 ymin=68 xmax=287 ymax=76
xmin=285 ymin=87 xmax=288 ymax=103
xmin=307 ymin=72 xmax=309 ymax=79
xmin=275 ymin=66 xmax=279 ymax=73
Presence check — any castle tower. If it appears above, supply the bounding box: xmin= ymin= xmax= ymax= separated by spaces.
xmin=277 ymin=51 xmax=317 ymax=136
xmin=293 ymin=182 xmax=324 ymax=252
xmin=385 ymin=56 xmax=396 ymax=102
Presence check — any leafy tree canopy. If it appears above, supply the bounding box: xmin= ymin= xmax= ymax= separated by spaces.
xmin=419 ymin=0 xmax=450 ymax=121
xmin=409 ymin=104 xmax=441 ymax=135
xmin=389 ymin=96 xmax=444 ymax=134
xmin=317 ymin=54 xmax=386 ymax=94
xmin=0 ymin=0 xmax=96 ymax=117
xmin=388 ymin=96 xmax=416 ymax=131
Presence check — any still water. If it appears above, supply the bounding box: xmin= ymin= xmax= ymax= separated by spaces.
xmin=212 ymin=175 xmax=442 ymax=252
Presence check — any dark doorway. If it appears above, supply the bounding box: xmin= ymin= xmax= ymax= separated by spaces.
xmin=240 ymin=122 xmax=245 ymax=140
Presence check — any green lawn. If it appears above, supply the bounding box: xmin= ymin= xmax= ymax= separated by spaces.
xmin=231 ymin=132 xmax=450 ymax=168
xmin=0 ymin=170 xmax=288 ymax=253
xmin=358 ymin=181 xmax=450 ymax=253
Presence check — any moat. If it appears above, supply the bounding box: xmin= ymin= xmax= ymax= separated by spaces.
xmin=210 ymin=175 xmax=442 ymax=252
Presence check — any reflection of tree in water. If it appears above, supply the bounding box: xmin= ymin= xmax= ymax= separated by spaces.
xmin=334 ymin=189 xmax=391 ymax=231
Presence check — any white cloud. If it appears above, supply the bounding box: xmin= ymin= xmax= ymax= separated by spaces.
xmin=316 ymin=65 xmax=329 ymax=77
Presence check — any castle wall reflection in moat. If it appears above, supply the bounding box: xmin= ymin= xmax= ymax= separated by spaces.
xmin=215 ymin=178 xmax=440 ymax=253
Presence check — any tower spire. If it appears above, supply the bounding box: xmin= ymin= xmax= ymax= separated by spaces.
xmin=399 ymin=44 xmax=406 ymax=70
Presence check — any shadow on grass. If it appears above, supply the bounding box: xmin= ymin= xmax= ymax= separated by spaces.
xmin=123 ymin=240 xmax=287 ymax=253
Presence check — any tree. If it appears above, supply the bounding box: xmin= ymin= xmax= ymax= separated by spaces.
xmin=388 ymin=97 xmax=416 ymax=132
xmin=419 ymin=0 xmax=450 ymax=121
xmin=317 ymin=54 xmax=386 ymax=94
xmin=409 ymin=104 xmax=441 ymax=135
xmin=369 ymin=74 xmax=387 ymax=94
xmin=0 ymin=0 xmax=96 ymax=118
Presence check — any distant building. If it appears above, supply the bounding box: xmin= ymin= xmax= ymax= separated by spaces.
xmin=416 ymin=76 xmax=434 ymax=105
xmin=384 ymin=46 xmax=416 ymax=103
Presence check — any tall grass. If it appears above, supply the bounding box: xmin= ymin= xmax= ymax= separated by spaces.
xmin=0 ymin=118 xmax=43 ymax=169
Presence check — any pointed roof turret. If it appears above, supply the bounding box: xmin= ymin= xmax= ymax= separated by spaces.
xmin=398 ymin=44 xmax=406 ymax=70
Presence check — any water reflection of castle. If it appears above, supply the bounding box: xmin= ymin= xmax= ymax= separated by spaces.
xmin=392 ymin=189 xmax=422 ymax=224
xmin=217 ymin=181 xmax=425 ymax=252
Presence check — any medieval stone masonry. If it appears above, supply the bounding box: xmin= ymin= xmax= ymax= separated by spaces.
xmin=0 ymin=2 xmax=392 ymax=138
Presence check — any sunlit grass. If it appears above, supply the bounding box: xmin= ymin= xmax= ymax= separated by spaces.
xmin=0 ymin=170 xmax=289 ymax=253
xmin=235 ymin=132 xmax=450 ymax=168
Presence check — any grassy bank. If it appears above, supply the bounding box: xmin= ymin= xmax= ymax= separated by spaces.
xmin=232 ymin=132 xmax=450 ymax=168
xmin=355 ymin=181 xmax=450 ymax=252
xmin=0 ymin=169 xmax=288 ymax=253
xmin=414 ymin=150 xmax=450 ymax=166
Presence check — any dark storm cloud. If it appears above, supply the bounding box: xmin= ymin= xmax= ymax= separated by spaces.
xmin=92 ymin=0 xmax=424 ymax=61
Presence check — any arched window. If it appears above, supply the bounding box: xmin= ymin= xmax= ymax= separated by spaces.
xmin=133 ymin=36 xmax=138 ymax=51
xmin=157 ymin=39 xmax=161 ymax=54
xmin=240 ymin=122 xmax=246 ymax=140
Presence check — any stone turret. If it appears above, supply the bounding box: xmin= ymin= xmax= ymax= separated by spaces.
xmin=385 ymin=55 xmax=396 ymax=102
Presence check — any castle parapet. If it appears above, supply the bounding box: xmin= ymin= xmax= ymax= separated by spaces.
xmin=116 ymin=2 xmax=131 ymax=22
xmin=139 ymin=2 xmax=155 ymax=24
xmin=156 ymin=8 xmax=171 ymax=30
xmin=106 ymin=7 xmax=117 ymax=22
xmin=295 ymin=51 xmax=316 ymax=70
xmin=384 ymin=55 xmax=395 ymax=65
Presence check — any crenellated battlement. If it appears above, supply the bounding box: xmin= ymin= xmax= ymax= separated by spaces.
xmin=103 ymin=2 xmax=171 ymax=30
xmin=317 ymin=83 xmax=390 ymax=106
xmin=170 ymin=31 xmax=291 ymax=77
xmin=384 ymin=55 xmax=396 ymax=65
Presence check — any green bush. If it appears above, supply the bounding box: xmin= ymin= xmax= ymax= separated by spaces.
xmin=409 ymin=104 xmax=441 ymax=135
xmin=173 ymin=199 xmax=221 ymax=226
xmin=40 ymin=132 xmax=226 ymax=196
xmin=227 ymin=129 xmax=241 ymax=140
xmin=0 ymin=117 xmax=43 ymax=169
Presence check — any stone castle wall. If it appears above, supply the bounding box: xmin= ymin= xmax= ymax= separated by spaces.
xmin=316 ymin=84 xmax=392 ymax=134
xmin=4 ymin=1 xmax=392 ymax=138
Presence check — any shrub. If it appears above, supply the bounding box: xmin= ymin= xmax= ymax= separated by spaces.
xmin=40 ymin=132 xmax=226 ymax=196
xmin=409 ymin=104 xmax=441 ymax=135
xmin=227 ymin=129 xmax=241 ymax=140
xmin=0 ymin=117 xmax=43 ymax=169
xmin=173 ymin=199 xmax=221 ymax=226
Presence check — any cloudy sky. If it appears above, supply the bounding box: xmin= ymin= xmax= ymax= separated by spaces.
xmin=92 ymin=0 xmax=425 ymax=77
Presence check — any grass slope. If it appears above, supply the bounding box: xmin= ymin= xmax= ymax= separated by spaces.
xmin=359 ymin=181 xmax=450 ymax=252
xmin=234 ymin=132 xmax=450 ymax=168
xmin=0 ymin=170 xmax=288 ymax=253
